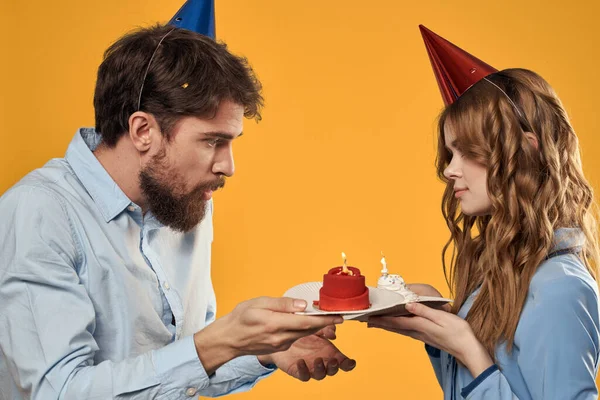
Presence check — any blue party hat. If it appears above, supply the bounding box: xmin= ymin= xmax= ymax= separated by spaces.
xmin=168 ymin=0 xmax=215 ymax=39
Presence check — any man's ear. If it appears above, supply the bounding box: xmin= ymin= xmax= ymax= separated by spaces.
xmin=128 ymin=111 xmax=160 ymax=152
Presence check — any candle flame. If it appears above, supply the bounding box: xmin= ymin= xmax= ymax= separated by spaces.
xmin=341 ymin=252 xmax=349 ymax=274
xmin=380 ymin=251 xmax=388 ymax=274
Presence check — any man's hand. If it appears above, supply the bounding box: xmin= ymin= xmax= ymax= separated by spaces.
xmin=258 ymin=325 xmax=356 ymax=382
xmin=193 ymin=297 xmax=344 ymax=375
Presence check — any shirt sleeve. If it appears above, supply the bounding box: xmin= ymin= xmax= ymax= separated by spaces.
xmin=425 ymin=344 xmax=444 ymax=387
xmin=460 ymin=270 xmax=600 ymax=400
xmin=0 ymin=186 xmax=272 ymax=399
xmin=198 ymin=356 xmax=276 ymax=398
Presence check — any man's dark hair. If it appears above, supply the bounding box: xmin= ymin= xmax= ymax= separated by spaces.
xmin=94 ymin=24 xmax=263 ymax=146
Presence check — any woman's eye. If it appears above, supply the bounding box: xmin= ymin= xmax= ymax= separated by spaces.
xmin=449 ymin=150 xmax=465 ymax=159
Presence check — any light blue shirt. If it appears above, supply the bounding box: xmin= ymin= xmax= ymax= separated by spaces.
xmin=426 ymin=228 xmax=600 ymax=399
xmin=0 ymin=128 xmax=274 ymax=399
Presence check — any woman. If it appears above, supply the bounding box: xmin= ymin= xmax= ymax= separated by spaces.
xmin=368 ymin=27 xmax=600 ymax=400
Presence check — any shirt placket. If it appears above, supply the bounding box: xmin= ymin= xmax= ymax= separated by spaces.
xmin=139 ymin=222 xmax=183 ymax=340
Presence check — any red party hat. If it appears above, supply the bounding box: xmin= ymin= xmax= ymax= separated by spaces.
xmin=419 ymin=25 xmax=498 ymax=106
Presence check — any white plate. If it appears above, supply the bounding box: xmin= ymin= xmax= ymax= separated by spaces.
xmin=283 ymin=282 xmax=452 ymax=321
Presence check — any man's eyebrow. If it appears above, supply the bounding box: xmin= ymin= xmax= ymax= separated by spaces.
xmin=203 ymin=131 xmax=244 ymax=140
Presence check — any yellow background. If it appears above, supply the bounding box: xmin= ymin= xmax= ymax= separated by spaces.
xmin=2 ymin=0 xmax=600 ymax=398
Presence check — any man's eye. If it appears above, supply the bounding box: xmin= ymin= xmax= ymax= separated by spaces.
xmin=206 ymin=139 xmax=220 ymax=147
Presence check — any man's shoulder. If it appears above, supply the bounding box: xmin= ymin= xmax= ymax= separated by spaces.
xmin=0 ymin=158 xmax=75 ymax=211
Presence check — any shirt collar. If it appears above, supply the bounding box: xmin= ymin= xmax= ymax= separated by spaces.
xmin=65 ymin=127 xmax=132 ymax=222
xmin=551 ymin=227 xmax=586 ymax=253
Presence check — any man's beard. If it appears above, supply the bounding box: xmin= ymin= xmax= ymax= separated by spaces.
xmin=139 ymin=147 xmax=225 ymax=233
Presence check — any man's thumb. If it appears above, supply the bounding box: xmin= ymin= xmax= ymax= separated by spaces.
xmin=252 ymin=296 xmax=307 ymax=312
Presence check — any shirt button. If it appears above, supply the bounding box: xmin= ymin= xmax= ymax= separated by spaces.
xmin=127 ymin=205 xmax=136 ymax=212
xmin=185 ymin=387 xmax=197 ymax=397
xmin=163 ymin=282 xmax=170 ymax=290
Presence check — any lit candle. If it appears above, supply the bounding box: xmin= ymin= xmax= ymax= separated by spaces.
xmin=380 ymin=251 xmax=388 ymax=275
xmin=341 ymin=252 xmax=349 ymax=274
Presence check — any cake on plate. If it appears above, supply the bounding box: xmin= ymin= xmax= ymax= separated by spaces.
xmin=315 ymin=266 xmax=370 ymax=311
xmin=377 ymin=273 xmax=419 ymax=302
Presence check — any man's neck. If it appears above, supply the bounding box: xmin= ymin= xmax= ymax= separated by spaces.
xmin=94 ymin=140 xmax=145 ymax=209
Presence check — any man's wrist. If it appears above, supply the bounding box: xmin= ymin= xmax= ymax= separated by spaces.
xmin=193 ymin=317 xmax=238 ymax=375
xmin=257 ymin=354 xmax=274 ymax=367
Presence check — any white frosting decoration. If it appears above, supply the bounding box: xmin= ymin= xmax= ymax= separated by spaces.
xmin=377 ymin=273 xmax=419 ymax=302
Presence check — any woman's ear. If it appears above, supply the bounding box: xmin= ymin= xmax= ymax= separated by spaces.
xmin=524 ymin=132 xmax=539 ymax=150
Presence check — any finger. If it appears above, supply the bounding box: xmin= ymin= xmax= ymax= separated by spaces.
xmin=296 ymin=325 xmax=323 ymax=336
xmin=295 ymin=360 xmax=311 ymax=382
xmin=339 ymin=358 xmax=356 ymax=372
xmin=369 ymin=315 xmax=437 ymax=335
xmin=316 ymin=325 xmax=337 ymax=340
xmin=405 ymin=303 xmax=446 ymax=326
xmin=367 ymin=323 xmax=422 ymax=340
xmin=406 ymin=283 xmax=442 ymax=297
xmin=312 ymin=358 xmax=327 ymax=380
xmin=326 ymin=358 xmax=339 ymax=376
xmin=282 ymin=321 xmax=341 ymax=344
xmin=251 ymin=296 xmax=309 ymax=312
xmin=368 ymin=316 xmax=413 ymax=329
xmin=250 ymin=295 xmax=345 ymax=329
xmin=275 ymin=314 xmax=344 ymax=333
xmin=317 ymin=338 xmax=353 ymax=369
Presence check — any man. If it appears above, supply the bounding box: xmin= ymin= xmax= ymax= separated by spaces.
xmin=0 ymin=1 xmax=354 ymax=398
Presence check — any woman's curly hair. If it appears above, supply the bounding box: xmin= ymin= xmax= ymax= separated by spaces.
xmin=436 ymin=68 xmax=600 ymax=357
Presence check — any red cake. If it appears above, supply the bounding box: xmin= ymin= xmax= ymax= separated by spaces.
xmin=316 ymin=266 xmax=370 ymax=311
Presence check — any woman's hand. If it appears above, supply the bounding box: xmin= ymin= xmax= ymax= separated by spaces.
xmin=368 ymin=301 xmax=493 ymax=378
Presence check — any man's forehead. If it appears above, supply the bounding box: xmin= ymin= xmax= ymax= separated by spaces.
xmin=175 ymin=114 xmax=242 ymax=134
